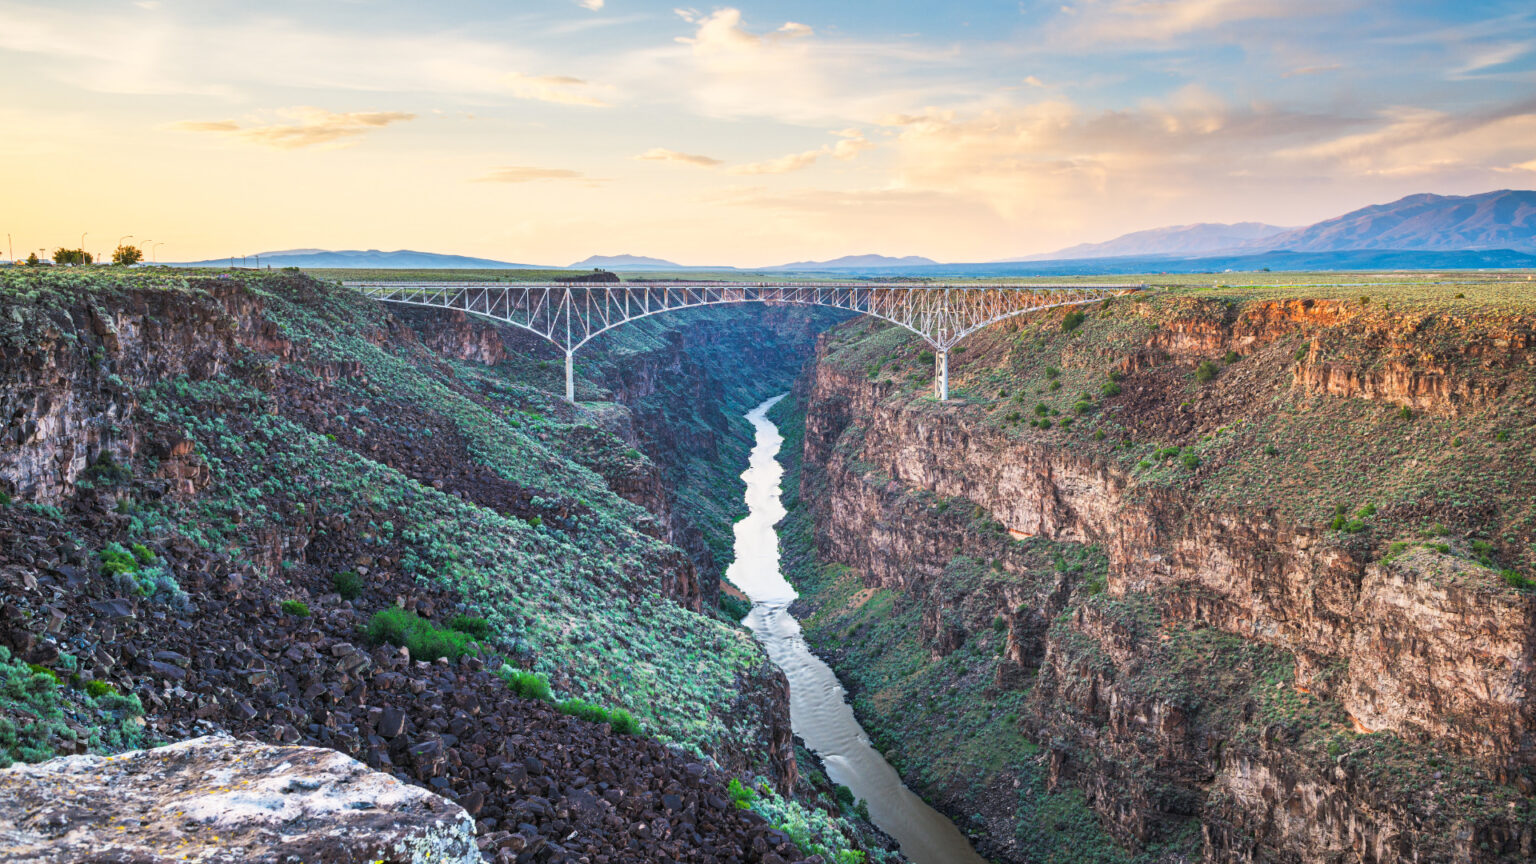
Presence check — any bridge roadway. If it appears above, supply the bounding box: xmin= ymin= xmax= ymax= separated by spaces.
xmin=347 ymin=280 xmax=1143 ymax=402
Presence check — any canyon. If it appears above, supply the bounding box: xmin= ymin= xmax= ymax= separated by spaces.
xmin=780 ymin=287 xmax=1536 ymax=862
xmin=1 ymin=268 xmax=1534 ymax=863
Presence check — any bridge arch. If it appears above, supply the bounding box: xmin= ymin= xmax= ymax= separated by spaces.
xmin=348 ymin=281 xmax=1142 ymax=402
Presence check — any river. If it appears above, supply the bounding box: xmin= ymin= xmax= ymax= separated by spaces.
xmin=725 ymin=394 xmax=989 ymax=864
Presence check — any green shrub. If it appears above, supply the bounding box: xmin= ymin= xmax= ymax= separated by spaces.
xmin=1004 ymin=411 xmax=1022 ymax=424
xmin=719 ymin=594 xmax=752 ymax=622
xmin=728 ymin=778 xmax=756 ymax=809
xmin=1093 ymin=429 xmax=1106 ymax=441
xmin=331 ymin=570 xmax=363 ymax=599
xmin=1264 ymin=443 xmax=1279 ymax=456
xmin=1034 ymin=403 xmax=1049 ymax=417
xmin=84 ymin=453 xmax=131 ymax=485
xmin=1045 ymin=366 xmax=1060 ymax=380
xmin=84 ymin=679 xmax=118 ymax=699
xmin=1399 ymin=406 xmax=1412 ymax=421
xmin=129 ymin=543 xmax=155 ymax=565
xmin=98 ymin=543 xmax=138 ymax=578
xmin=992 ymin=615 xmax=1007 ymax=632
xmin=1294 ymin=346 xmax=1309 ymax=362
xmin=364 ymin=607 xmax=476 ymax=661
xmin=498 ymin=666 xmax=553 ymax=702
xmin=1101 ymin=381 xmax=1121 ymax=397
xmin=0 ymin=490 xmax=10 ymax=507
xmin=1073 ymin=400 xmax=1093 ymax=415
xmin=1194 ymin=361 xmax=1218 ymax=383
xmin=917 ymin=349 xmax=935 ymax=366
xmin=1061 ymin=310 xmax=1086 ymax=332
xmin=26 ymin=664 xmax=60 ymax=685
xmin=1223 ymin=350 xmax=1240 ymax=364
xmin=1501 ymin=570 xmax=1535 ymax=591
xmin=557 ymin=698 xmax=639 ymax=734
xmin=1107 ymin=369 xmax=1124 ymax=382
xmin=1181 ymin=452 xmax=1200 ymax=470
xmin=1048 ymin=380 xmax=1062 ymax=391
xmin=834 ymin=784 xmax=855 ymax=807
xmin=448 ymin=614 xmax=491 ymax=639
xmin=280 ymin=599 xmax=310 ymax=617
xmin=1496 ymin=430 xmax=1510 ymax=442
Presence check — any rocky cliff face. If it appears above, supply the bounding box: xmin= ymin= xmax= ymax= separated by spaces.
xmin=788 ymin=290 xmax=1536 ymax=862
xmin=0 ymin=270 xmax=881 ymax=863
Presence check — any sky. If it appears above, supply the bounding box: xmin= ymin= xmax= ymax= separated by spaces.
xmin=3 ymin=0 xmax=1535 ymax=266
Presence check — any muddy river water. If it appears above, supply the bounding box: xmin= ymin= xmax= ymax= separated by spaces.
xmin=725 ymin=394 xmax=988 ymax=864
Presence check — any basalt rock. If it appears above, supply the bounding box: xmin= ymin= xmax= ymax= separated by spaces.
xmin=0 ymin=735 xmax=482 ymax=863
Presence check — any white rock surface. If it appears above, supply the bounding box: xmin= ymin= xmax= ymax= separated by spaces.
xmin=0 ymin=734 xmax=482 ymax=863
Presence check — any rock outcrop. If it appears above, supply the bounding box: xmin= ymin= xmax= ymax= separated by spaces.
xmin=0 ymin=735 xmax=481 ymax=863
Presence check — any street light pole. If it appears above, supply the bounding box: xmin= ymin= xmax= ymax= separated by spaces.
xmin=152 ymin=242 xmax=164 ymax=263
xmin=80 ymin=232 xmax=87 ymax=266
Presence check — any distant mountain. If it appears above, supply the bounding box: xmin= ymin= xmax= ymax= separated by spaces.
xmin=808 ymin=248 xmax=1536 ymax=278
xmin=1016 ymin=222 xmax=1289 ymax=261
xmin=569 ymin=254 xmax=685 ymax=269
xmin=770 ymin=254 xmax=939 ymax=270
xmin=175 ymin=249 xmax=542 ymax=269
xmin=1249 ymin=190 xmax=1536 ymax=253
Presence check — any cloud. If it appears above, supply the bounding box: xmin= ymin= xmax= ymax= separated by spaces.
xmin=644 ymin=7 xmax=949 ymax=124
xmin=729 ymin=130 xmax=874 ymax=175
xmin=171 ymin=108 xmax=415 ymax=149
xmin=731 ymin=151 xmax=821 ymax=175
xmin=476 ymin=166 xmax=587 ymax=182
xmin=169 ymin=120 xmax=239 ymax=133
xmin=1450 ymin=41 xmax=1530 ymax=77
xmin=1274 ymin=102 xmax=1536 ymax=177
xmin=635 ymin=147 xmax=724 ymax=167
xmin=1053 ymin=0 xmax=1339 ymax=43
xmin=576 ymin=0 xmax=604 ymax=9
xmin=503 ymin=72 xmax=612 ymax=107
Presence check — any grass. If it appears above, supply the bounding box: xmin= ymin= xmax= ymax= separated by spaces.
xmin=498 ymin=666 xmax=554 ymax=701
xmin=364 ymin=607 xmax=478 ymax=661
xmin=556 ymin=698 xmax=641 ymax=735
xmin=280 ymin=599 xmax=311 ymax=617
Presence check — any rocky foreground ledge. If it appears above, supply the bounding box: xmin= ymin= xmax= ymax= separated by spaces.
xmin=0 ymin=735 xmax=481 ymax=863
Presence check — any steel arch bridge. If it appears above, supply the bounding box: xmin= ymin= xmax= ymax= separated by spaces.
xmin=347 ymin=281 xmax=1143 ymax=402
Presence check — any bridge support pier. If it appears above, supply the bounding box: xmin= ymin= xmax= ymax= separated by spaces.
xmin=935 ymin=348 xmax=949 ymax=401
xmin=564 ymin=351 xmax=575 ymax=404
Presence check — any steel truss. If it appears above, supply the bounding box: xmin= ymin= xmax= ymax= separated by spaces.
xmin=348 ymin=281 xmax=1143 ymax=402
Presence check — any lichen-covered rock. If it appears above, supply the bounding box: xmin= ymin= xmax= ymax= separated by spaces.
xmin=0 ymin=735 xmax=481 ymax=863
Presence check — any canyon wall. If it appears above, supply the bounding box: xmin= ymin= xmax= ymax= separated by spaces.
xmin=0 ymin=272 xmax=890 ymax=863
xmin=789 ymin=293 xmax=1536 ymax=862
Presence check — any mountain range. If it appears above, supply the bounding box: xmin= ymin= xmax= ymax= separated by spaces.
xmin=1014 ymin=222 xmax=1291 ymax=261
xmin=177 ymin=249 xmax=543 ymax=270
xmin=178 ymin=189 xmax=1536 ymax=274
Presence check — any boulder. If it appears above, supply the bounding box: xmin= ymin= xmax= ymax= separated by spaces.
xmin=0 ymin=735 xmax=481 ymax=863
